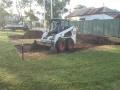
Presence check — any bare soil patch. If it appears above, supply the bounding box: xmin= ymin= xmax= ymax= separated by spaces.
xmin=15 ymin=44 xmax=51 ymax=60
xmin=23 ymin=30 xmax=43 ymax=39
xmin=15 ymin=44 xmax=50 ymax=53
xmin=9 ymin=30 xmax=43 ymax=40
xmin=23 ymin=52 xmax=49 ymax=60
xmin=92 ymin=45 xmax=120 ymax=52
xmin=77 ymin=34 xmax=115 ymax=45
xmin=10 ymin=32 xmax=120 ymax=60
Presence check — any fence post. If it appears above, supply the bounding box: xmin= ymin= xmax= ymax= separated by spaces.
xmin=21 ymin=43 xmax=24 ymax=60
xmin=21 ymin=36 xmax=24 ymax=61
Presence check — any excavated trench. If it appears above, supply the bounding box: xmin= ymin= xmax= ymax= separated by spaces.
xmin=9 ymin=30 xmax=120 ymax=59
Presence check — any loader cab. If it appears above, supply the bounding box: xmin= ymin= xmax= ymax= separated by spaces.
xmin=40 ymin=18 xmax=76 ymax=52
xmin=49 ymin=19 xmax=70 ymax=34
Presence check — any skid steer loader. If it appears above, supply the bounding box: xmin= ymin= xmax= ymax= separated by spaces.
xmin=34 ymin=19 xmax=77 ymax=52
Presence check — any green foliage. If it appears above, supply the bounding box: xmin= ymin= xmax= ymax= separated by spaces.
xmin=18 ymin=0 xmax=34 ymax=10
xmin=25 ymin=10 xmax=39 ymax=21
xmin=37 ymin=0 xmax=70 ymax=22
xmin=16 ymin=0 xmax=38 ymax=23
xmin=0 ymin=0 xmax=12 ymax=27
xmin=1 ymin=0 xmax=13 ymax=8
xmin=0 ymin=7 xmax=9 ymax=27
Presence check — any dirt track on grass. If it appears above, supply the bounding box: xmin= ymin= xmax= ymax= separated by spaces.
xmin=9 ymin=30 xmax=43 ymax=40
xmin=11 ymin=32 xmax=120 ymax=54
xmin=10 ymin=30 xmax=120 ymax=60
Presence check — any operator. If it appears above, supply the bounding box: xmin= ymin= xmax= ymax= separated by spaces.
xmin=56 ymin=22 xmax=63 ymax=33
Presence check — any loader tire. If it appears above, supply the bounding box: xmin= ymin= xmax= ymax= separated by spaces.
xmin=66 ymin=38 xmax=74 ymax=51
xmin=56 ymin=38 xmax=66 ymax=53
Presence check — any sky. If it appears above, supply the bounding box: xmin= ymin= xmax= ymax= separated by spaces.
xmin=70 ymin=0 xmax=120 ymax=11
xmin=9 ymin=0 xmax=120 ymax=14
xmin=5 ymin=0 xmax=120 ymax=20
xmin=10 ymin=0 xmax=120 ymax=14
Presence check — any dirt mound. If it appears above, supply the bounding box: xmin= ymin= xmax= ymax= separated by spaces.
xmin=9 ymin=30 xmax=43 ymax=40
xmin=23 ymin=30 xmax=43 ymax=39
xmin=9 ymin=35 xmax=23 ymax=40
xmin=77 ymin=34 xmax=114 ymax=45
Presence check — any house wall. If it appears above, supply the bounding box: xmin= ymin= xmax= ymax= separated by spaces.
xmin=69 ymin=17 xmax=80 ymax=21
xmin=81 ymin=14 xmax=113 ymax=20
xmin=6 ymin=15 xmax=20 ymax=24
xmin=69 ymin=14 xmax=114 ymax=21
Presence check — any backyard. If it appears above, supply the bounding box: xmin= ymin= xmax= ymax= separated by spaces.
xmin=0 ymin=31 xmax=120 ymax=90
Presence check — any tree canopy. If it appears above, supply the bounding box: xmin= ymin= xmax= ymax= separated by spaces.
xmin=36 ymin=0 xmax=70 ymax=21
xmin=0 ymin=0 xmax=13 ymax=8
xmin=0 ymin=0 xmax=11 ymax=27
xmin=25 ymin=10 xmax=39 ymax=21
xmin=0 ymin=0 xmax=70 ymax=27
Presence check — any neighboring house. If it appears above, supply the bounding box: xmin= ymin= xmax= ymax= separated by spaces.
xmin=5 ymin=14 xmax=20 ymax=24
xmin=0 ymin=14 xmax=20 ymax=28
xmin=67 ymin=5 xmax=120 ymax=21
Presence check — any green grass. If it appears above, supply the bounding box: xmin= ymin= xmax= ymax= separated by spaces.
xmin=0 ymin=31 xmax=120 ymax=90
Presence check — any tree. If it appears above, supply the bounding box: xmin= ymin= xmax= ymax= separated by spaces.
xmin=25 ymin=10 xmax=39 ymax=21
xmin=36 ymin=0 xmax=70 ymax=22
xmin=0 ymin=7 xmax=9 ymax=28
xmin=15 ymin=0 xmax=26 ymax=23
xmin=16 ymin=0 xmax=39 ymax=24
xmin=1 ymin=0 xmax=13 ymax=8
xmin=25 ymin=10 xmax=39 ymax=28
xmin=0 ymin=0 xmax=12 ymax=28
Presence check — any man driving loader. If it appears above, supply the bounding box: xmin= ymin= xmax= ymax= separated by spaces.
xmin=35 ymin=19 xmax=77 ymax=52
xmin=55 ymin=21 xmax=63 ymax=33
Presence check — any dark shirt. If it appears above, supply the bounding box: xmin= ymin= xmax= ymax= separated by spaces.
xmin=55 ymin=24 xmax=63 ymax=33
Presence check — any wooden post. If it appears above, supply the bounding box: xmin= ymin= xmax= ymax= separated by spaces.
xmin=21 ymin=35 xmax=24 ymax=61
xmin=21 ymin=43 xmax=24 ymax=60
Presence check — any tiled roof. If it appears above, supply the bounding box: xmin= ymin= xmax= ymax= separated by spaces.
xmin=67 ymin=6 xmax=120 ymax=18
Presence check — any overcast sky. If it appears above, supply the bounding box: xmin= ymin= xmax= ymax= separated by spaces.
xmin=10 ymin=0 xmax=120 ymax=14
xmin=70 ymin=0 xmax=120 ymax=10
xmin=7 ymin=0 xmax=120 ymax=19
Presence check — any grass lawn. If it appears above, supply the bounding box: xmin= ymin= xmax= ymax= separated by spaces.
xmin=0 ymin=31 xmax=120 ymax=90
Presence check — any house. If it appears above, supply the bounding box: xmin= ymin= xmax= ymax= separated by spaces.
xmin=66 ymin=5 xmax=120 ymax=21
xmin=6 ymin=14 xmax=21 ymax=24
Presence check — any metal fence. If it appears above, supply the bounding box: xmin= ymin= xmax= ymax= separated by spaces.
xmin=71 ymin=19 xmax=120 ymax=37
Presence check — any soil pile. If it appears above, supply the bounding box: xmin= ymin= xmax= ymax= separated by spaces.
xmin=77 ymin=34 xmax=113 ymax=45
xmin=9 ymin=30 xmax=43 ymax=40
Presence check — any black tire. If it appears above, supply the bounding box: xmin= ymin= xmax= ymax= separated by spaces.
xmin=55 ymin=38 xmax=66 ymax=53
xmin=66 ymin=38 xmax=74 ymax=51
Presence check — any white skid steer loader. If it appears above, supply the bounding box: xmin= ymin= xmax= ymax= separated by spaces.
xmin=34 ymin=19 xmax=77 ymax=52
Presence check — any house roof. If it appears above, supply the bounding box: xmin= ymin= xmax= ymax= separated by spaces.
xmin=74 ymin=5 xmax=86 ymax=9
xmin=115 ymin=14 xmax=120 ymax=18
xmin=67 ymin=6 xmax=120 ymax=18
